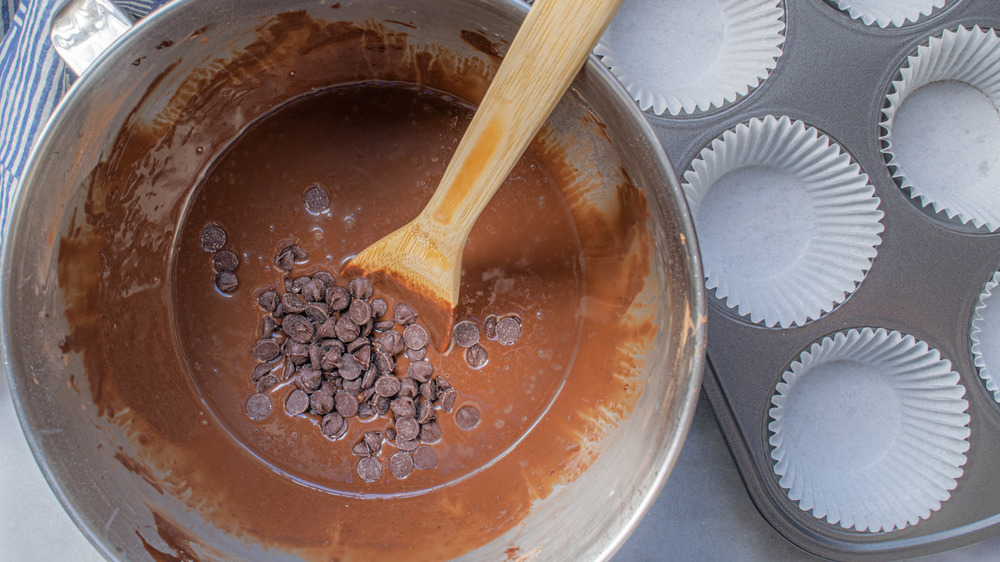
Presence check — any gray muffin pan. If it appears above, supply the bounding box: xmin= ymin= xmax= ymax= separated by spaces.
xmin=629 ymin=0 xmax=1000 ymax=558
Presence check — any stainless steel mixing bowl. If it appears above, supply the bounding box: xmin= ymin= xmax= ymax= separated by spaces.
xmin=1 ymin=0 xmax=705 ymax=559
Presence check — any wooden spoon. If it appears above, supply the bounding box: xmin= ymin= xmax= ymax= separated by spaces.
xmin=343 ymin=0 xmax=624 ymax=345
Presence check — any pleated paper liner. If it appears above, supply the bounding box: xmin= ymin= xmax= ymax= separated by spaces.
xmin=881 ymin=25 xmax=1000 ymax=232
xmin=593 ymin=0 xmax=784 ymax=116
xmin=827 ymin=0 xmax=953 ymax=28
xmin=972 ymin=270 xmax=1000 ymax=404
xmin=681 ymin=115 xmax=884 ymax=329
xmin=769 ymin=328 xmax=971 ymax=533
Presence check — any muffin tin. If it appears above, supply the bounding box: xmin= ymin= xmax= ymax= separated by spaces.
xmin=597 ymin=0 xmax=1000 ymax=558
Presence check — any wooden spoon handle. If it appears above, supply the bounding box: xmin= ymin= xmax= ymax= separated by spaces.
xmin=417 ymin=0 xmax=623 ymax=248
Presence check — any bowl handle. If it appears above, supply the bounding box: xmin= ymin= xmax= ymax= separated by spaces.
xmin=49 ymin=0 xmax=133 ymax=76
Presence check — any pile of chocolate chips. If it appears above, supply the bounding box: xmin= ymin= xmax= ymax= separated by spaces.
xmin=200 ymin=224 xmax=240 ymax=292
xmin=247 ymin=243 xmax=476 ymax=482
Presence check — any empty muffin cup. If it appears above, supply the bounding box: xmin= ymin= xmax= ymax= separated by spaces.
xmin=682 ymin=115 xmax=884 ymax=328
xmin=594 ymin=0 xmax=785 ymax=116
xmin=881 ymin=25 xmax=1000 ymax=231
xmin=769 ymin=328 xmax=971 ymax=533
xmin=827 ymin=0 xmax=951 ymax=28
xmin=971 ymin=270 xmax=1000 ymax=403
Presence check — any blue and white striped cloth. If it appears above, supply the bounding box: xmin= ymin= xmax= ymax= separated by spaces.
xmin=0 ymin=0 xmax=167 ymax=231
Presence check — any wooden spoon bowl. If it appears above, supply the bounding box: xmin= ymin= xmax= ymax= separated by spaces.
xmin=343 ymin=0 xmax=624 ymax=345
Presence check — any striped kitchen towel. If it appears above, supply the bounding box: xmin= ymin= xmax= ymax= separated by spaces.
xmin=0 ymin=0 xmax=168 ymax=233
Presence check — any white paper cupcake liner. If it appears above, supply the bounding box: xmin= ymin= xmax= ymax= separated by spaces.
xmin=829 ymin=0 xmax=950 ymax=28
xmin=971 ymin=270 xmax=1000 ymax=403
xmin=881 ymin=26 xmax=1000 ymax=232
xmin=682 ymin=115 xmax=884 ymax=329
xmin=594 ymin=0 xmax=785 ymax=116
xmin=769 ymin=328 xmax=971 ymax=533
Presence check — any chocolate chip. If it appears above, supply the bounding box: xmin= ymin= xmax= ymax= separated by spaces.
xmin=312 ymin=318 xmax=334 ymax=340
xmin=370 ymin=298 xmax=388 ymax=319
xmin=347 ymin=336 xmax=368 ymax=354
xmin=412 ymin=445 xmax=438 ymax=470
xmin=407 ymin=360 xmax=434 ymax=383
xmin=304 ymin=184 xmax=330 ymax=214
xmin=391 ymin=396 xmax=416 ymax=418
xmin=321 ymin=412 xmax=347 ymax=438
xmin=455 ymin=405 xmax=481 ymax=430
xmin=281 ymin=356 xmax=295 ymax=380
xmin=310 ymin=391 xmax=335 ymax=415
xmin=374 ymin=348 xmax=394 ymax=374
xmin=349 ymin=277 xmax=373 ymax=300
xmin=389 ymin=452 xmax=414 ymax=479
xmin=321 ymin=348 xmax=343 ymax=371
xmin=262 ymin=316 xmax=277 ymax=339
xmin=402 ymin=324 xmax=429 ymax=349
xmin=301 ymin=280 xmax=325 ymax=303
xmin=246 ymin=393 xmax=272 ymax=420
xmin=374 ymin=375 xmax=401 ymax=397
xmin=452 ymin=320 xmax=480 ymax=348
xmin=385 ymin=427 xmax=397 ymax=441
xmin=396 ymin=437 xmax=419 ymax=452
xmin=275 ymin=247 xmax=295 ymax=271
xmin=282 ymin=314 xmax=315 ymax=344
xmin=335 ymin=316 xmax=360 ymax=343
xmin=304 ymin=303 xmax=330 ymax=323
xmin=352 ymin=344 xmax=372 ymax=371
xmin=417 ymin=398 xmax=435 ymax=424
xmin=296 ymin=365 xmax=322 ymax=392
xmin=375 ymin=320 xmax=395 ymax=332
xmin=326 ymin=286 xmax=351 ymax=311
xmin=252 ymin=339 xmax=281 ymax=361
xmin=484 ymin=315 xmax=498 ymax=339
xmin=361 ymin=319 xmax=374 ymax=338
xmin=339 ymin=354 xmax=362 ymax=380
xmin=352 ymin=440 xmax=372 ymax=456
xmin=435 ymin=376 xmax=452 ymax=390
xmin=404 ymin=347 xmax=427 ymax=362
xmin=361 ymin=366 xmax=378 ymax=390
xmin=215 ymin=271 xmax=238 ymax=293
xmin=258 ymin=290 xmax=278 ymax=312
xmin=281 ymin=292 xmax=307 ymax=314
xmin=343 ymin=377 xmax=362 ymax=395
xmin=335 ymin=391 xmax=359 ymax=417
xmin=358 ymin=402 xmax=375 ymax=419
xmin=200 ymin=225 xmax=226 ymax=252
xmin=399 ymin=378 xmax=419 ymax=398
xmin=372 ymin=394 xmax=391 ymax=416
xmin=394 ymin=303 xmax=418 ymax=325
xmin=357 ymin=456 xmax=382 ymax=482
xmin=284 ymin=340 xmax=310 ymax=365
xmin=378 ymin=330 xmax=404 ymax=355
xmin=496 ymin=316 xmax=521 ymax=345
xmin=290 ymin=245 xmax=308 ymax=260
xmin=420 ymin=420 xmax=442 ymax=443
xmin=255 ymin=373 xmax=280 ymax=393
xmin=439 ymin=388 xmax=458 ymax=413
xmin=348 ymin=299 xmax=371 ymax=325
xmin=286 ymin=390 xmax=310 ymax=415
xmin=364 ymin=431 xmax=384 ymax=455
xmin=465 ymin=343 xmax=488 ymax=369
xmin=212 ymin=249 xmax=239 ymax=273
xmin=251 ymin=363 xmax=272 ymax=382
xmin=419 ymin=380 xmax=437 ymax=402
xmin=283 ymin=276 xmax=294 ymax=294
xmin=312 ymin=271 xmax=336 ymax=287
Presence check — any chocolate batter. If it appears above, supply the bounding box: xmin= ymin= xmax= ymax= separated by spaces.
xmin=172 ymin=83 xmax=584 ymax=494
xmin=56 ymin=13 xmax=655 ymax=560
